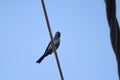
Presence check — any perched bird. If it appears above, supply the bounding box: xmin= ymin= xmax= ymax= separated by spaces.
xmin=36 ymin=31 xmax=61 ymax=63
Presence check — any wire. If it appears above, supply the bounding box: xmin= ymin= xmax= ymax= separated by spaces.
xmin=41 ymin=0 xmax=64 ymax=80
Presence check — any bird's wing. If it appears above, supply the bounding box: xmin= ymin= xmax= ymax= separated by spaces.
xmin=43 ymin=41 xmax=53 ymax=55
xmin=45 ymin=41 xmax=51 ymax=51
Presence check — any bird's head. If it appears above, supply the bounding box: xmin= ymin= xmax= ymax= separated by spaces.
xmin=55 ymin=31 xmax=61 ymax=38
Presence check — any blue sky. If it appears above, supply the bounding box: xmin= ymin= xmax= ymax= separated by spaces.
xmin=0 ymin=0 xmax=120 ymax=80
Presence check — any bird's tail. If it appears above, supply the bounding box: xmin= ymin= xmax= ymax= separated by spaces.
xmin=36 ymin=54 xmax=46 ymax=63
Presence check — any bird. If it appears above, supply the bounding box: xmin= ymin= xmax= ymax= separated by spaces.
xmin=36 ymin=31 xmax=61 ymax=63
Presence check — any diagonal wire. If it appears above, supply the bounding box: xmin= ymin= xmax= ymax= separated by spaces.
xmin=41 ymin=0 xmax=64 ymax=80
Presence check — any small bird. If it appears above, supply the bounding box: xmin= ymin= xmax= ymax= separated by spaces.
xmin=36 ymin=31 xmax=61 ymax=63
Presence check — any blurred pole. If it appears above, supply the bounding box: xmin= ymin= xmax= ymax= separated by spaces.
xmin=41 ymin=0 xmax=64 ymax=80
xmin=104 ymin=0 xmax=120 ymax=79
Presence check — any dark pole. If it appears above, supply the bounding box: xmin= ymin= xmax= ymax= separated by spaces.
xmin=41 ymin=0 xmax=64 ymax=80
xmin=104 ymin=0 xmax=120 ymax=79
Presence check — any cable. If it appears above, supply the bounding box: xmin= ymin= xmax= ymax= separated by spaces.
xmin=41 ymin=0 xmax=64 ymax=80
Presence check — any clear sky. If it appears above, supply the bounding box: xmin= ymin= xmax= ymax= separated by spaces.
xmin=0 ymin=0 xmax=120 ymax=80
